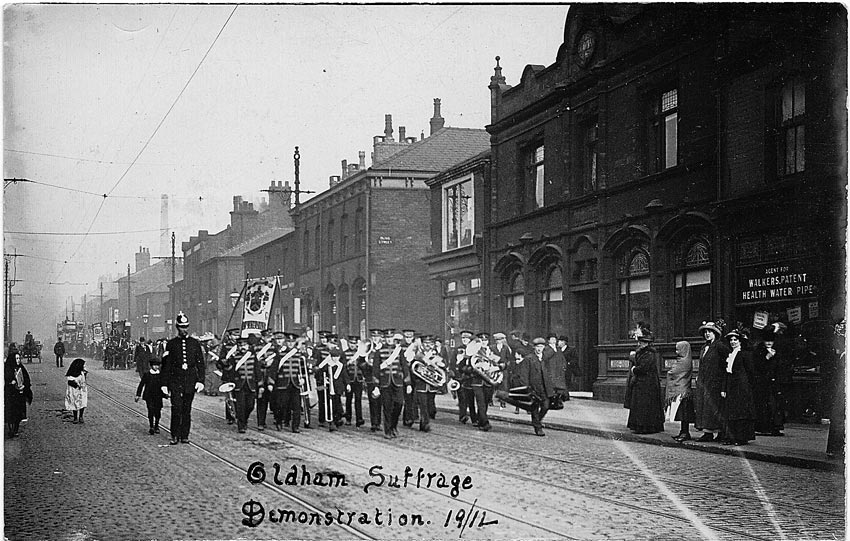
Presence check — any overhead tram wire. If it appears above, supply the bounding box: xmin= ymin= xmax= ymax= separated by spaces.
xmin=4 ymin=178 xmax=205 ymax=201
xmin=5 ymin=227 xmax=169 ymax=236
xmin=56 ymin=5 xmax=238 ymax=282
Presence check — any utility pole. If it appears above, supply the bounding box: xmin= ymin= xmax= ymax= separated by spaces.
xmin=127 ymin=264 xmax=131 ymax=323
xmin=171 ymin=232 xmax=176 ymax=334
xmin=100 ymin=281 xmax=104 ymax=325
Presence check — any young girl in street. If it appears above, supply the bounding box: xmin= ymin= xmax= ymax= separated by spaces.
xmin=65 ymin=358 xmax=88 ymax=424
xmin=135 ymin=357 xmax=166 ymax=434
xmin=6 ymin=344 xmax=33 ymax=437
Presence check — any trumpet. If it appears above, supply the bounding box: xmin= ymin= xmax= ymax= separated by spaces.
xmin=297 ymin=355 xmax=316 ymax=426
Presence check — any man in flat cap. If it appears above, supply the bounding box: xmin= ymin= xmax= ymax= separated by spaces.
xmin=517 ymin=337 xmax=554 ymax=436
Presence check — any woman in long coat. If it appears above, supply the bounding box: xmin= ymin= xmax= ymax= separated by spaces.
xmin=65 ymin=358 xmax=88 ymax=424
xmin=5 ymin=344 xmax=33 ymax=437
xmin=625 ymin=329 xmax=665 ymax=434
xmin=693 ymin=321 xmax=730 ymax=442
xmin=751 ymin=330 xmax=785 ymax=436
xmin=720 ymin=329 xmax=756 ymax=445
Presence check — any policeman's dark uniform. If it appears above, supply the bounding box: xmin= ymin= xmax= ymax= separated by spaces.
xmin=162 ymin=313 xmax=205 ymax=444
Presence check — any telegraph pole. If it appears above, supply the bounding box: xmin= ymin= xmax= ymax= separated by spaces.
xmin=127 ymin=264 xmax=131 ymax=323
xmin=171 ymin=232 xmax=176 ymax=333
xmin=100 ymin=281 xmax=104 ymax=324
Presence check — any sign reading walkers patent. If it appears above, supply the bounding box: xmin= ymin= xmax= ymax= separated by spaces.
xmin=737 ymin=260 xmax=818 ymax=304
xmin=241 ymin=278 xmax=278 ymax=332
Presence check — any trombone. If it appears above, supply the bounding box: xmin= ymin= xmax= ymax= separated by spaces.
xmin=298 ymin=355 xmax=315 ymax=426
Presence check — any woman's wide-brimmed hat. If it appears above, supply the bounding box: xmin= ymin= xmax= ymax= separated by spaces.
xmin=698 ymin=321 xmax=723 ymax=337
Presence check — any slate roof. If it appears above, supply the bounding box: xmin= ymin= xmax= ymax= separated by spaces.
xmin=371 ymin=127 xmax=491 ymax=173
xmin=214 ymin=227 xmax=294 ymax=259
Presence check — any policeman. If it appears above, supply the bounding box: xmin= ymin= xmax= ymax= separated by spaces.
xmin=160 ymin=312 xmax=205 ymax=444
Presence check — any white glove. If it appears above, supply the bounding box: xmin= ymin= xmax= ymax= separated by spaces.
xmin=194 ymin=382 xmax=204 ymax=393
xmin=720 ymin=391 xmax=727 ymax=398
xmin=346 ymin=384 xmax=351 ymax=393
xmin=371 ymin=386 xmax=381 ymax=399
xmin=161 ymin=386 xmax=169 ymax=397
xmin=406 ymin=385 xmax=413 ymax=395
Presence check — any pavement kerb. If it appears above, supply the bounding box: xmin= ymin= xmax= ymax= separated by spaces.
xmin=433 ymin=403 xmax=843 ymax=472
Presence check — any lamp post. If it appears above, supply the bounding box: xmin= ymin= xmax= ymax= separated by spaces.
xmin=142 ymin=314 xmax=149 ymax=341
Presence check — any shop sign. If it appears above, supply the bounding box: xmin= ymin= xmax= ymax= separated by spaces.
xmin=809 ymin=301 xmax=819 ymax=319
xmin=753 ymin=311 xmax=769 ymax=329
xmin=787 ymin=306 xmax=802 ymax=324
xmin=737 ymin=261 xmax=818 ymax=304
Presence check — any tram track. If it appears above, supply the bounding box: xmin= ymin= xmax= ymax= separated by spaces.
xmin=91 ymin=368 xmax=808 ymax=540
xmin=89 ymin=382 xmax=377 ymax=541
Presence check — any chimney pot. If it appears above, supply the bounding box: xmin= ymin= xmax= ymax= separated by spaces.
xmin=430 ymin=97 xmax=445 ymax=135
xmin=399 ymin=126 xmax=406 ymax=141
xmin=341 ymin=159 xmax=348 ymax=179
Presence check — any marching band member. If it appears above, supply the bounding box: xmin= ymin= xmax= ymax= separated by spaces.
xmin=412 ymin=335 xmax=444 ymax=432
xmin=297 ymin=337 xmax=315 ymax=429
xmin=254 ymin=328 xmax=276 ymax=431
xmin=269 ymin=331 xmax=304 ymax=433
xmin=492 ymin=332 xmax=512 ymax=409
xmin=374 ymin=332 xmax=411 ymax=439
xmin=365 ymin=329 xmax=384 ymax=432
xmin=401 ymin=329 xmax=420 ymax=428
xmin=160 ymin=312 xmax=205 ymax=445
xmin=470 ymin=332 xmax=493 ymax=431
xmin=454 ymin=330 xmax=479 ymax=426
xmin=231 ymin=331 xmax=261 ymax=434
xmin=216 ymin=328 xmax=240 ymax=425
xmin=313 ymin=331 xmax=331 ymax=428
xmin=344 ymin=335 xmax=368 ymax=427
xmin=315 ymin=334 xmax=350 ymax=431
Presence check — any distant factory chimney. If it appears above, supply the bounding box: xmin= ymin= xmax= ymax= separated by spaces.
xmin=160 ymin=194 xmax=169 ymax=257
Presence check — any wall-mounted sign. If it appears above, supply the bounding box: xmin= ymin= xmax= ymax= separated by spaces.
xmin=809 ymin=301 xmax=819 ymax=319
xmin=737 ymin=261 xmax=818 ymax=304
xmin=787 ymin=306 xmax=802 ymax=324
xmin=378 ymin=236 xmax=393 ymax=245
xmin=753 ymin=311 xmax=769 ymax=329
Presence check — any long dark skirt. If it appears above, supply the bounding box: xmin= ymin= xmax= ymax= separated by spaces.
xmin=724 ymin=419 xmax=755 ymax=444
xmin=673 ymin=395 xmax=696 ymax=423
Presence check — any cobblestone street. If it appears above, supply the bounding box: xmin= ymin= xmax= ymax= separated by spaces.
xmin=4 ymin=360 xmax=845 ymax=541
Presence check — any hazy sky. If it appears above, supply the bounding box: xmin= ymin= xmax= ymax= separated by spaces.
xmin=3 ymin=3 xmax=569 ymax=340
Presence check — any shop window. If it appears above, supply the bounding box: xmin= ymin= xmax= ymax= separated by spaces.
xmin=777 ymin=77 xmax=805 ymax=176
xmin=673 ymin=238 xmax=712 ymax=337
xmin=647 ymin=88 xmax=678 ymax=173
xmin=619 ymin=249 xmax=651 ymax=339
xmin=506 ymin=272 xmax=526 ymax=331
xmin=444 ymin=177 xmax=474 ymax=251
xmin=444 ymin=276 xmax=481 ymax=340
xmin=541 ymin=266 xmax=564 ymax=336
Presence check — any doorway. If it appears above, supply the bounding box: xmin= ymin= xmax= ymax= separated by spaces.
xmin=574 ymin=289 xmax=599 ymax=392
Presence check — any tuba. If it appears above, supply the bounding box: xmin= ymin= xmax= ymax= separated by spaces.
xmin=466 ymin=341 xmax=503 ymax=386
xmin=411 ymin=351 xmax=447 ymax=388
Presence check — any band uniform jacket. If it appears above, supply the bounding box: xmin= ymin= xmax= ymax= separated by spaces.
xmin=375 ymin=344 xmax=410 ymax=388
xmin=162 ymin=335 xmax=205 ymax=393
xmin=232 ymin=348 xmax=260 ymax=393
xmin=454 ymin=346 xmax=478 ymax=388
xmin=346 ymin=349 xmax=368 ymax=383
xmin=270 ymin=347 xmax=304 ymax=390
xmin=518 ymin=352 xmax=554 ymax=400
xmin=316 ymin=346 xmax=350 ymax=395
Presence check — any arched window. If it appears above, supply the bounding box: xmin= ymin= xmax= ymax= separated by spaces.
xmin=324 ymin=285 xmax=336 ymax=333
xmin=541 ymin=265 xmax=564 ymax=336
xmin=505 ymin=271 xmax=525 ymax=331
xmin=353 ymin=278 xmax=367 ymax=336
xmin=337 ymin=283 xmax=350 ymax=338
xmin=673 ymin=237 xmax=711 ymax=337
xmin=618 ymin=246 xmax=650 ymax=339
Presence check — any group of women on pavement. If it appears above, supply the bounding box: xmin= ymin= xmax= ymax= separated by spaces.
xmin=624 ymin=319 xmax=792 ymax=446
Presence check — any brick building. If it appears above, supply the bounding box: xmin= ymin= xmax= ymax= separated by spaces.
xmin=291 ymin=100 xmax=490 ymax=338
xmin=180 ymin=182 xmax=293 ymax=336
xmin=423 ymin=150 xmax=491 ymax=345
xmin=483 ymin=4 xmax=846 ymax=411
xmin=114 ymin=247 xmax=184 ymax=341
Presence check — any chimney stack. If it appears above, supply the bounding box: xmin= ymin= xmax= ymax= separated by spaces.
xmin=135 ymin=246 xmax=151 ymax=272
xmin=341 ymin=159 xmax=348 ymax=180
xmin=359 ymin=151 xmax=366 ymax=169
xmin=430 ymin=98 xmax=445 ymax=135
xmin=329 ymin=175 xmax=341 ymax=187
xmin=384 ymin=114 xmax=394 ymax=142
xmin=399 ymin=126 xmax=406 ymax=141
